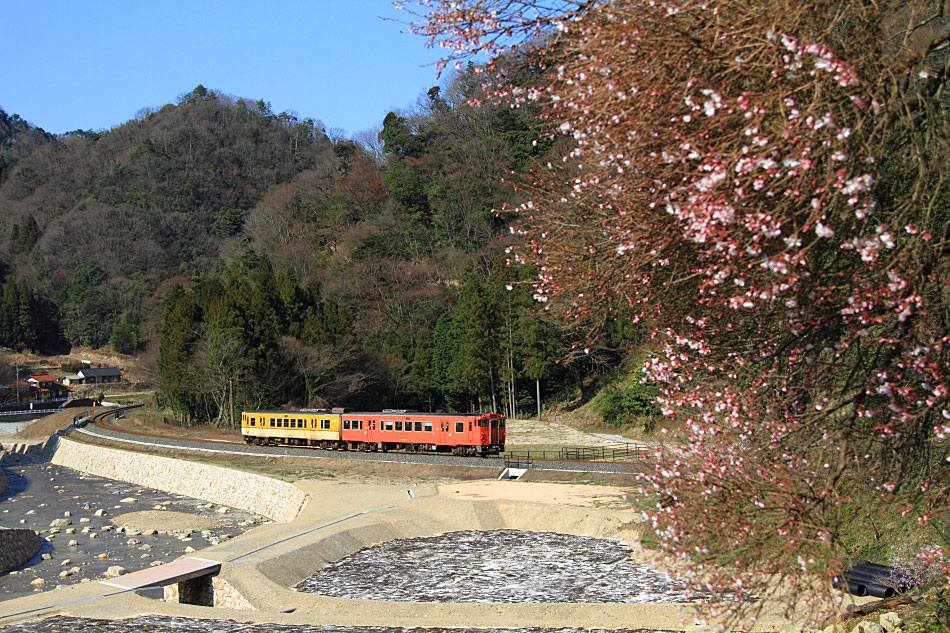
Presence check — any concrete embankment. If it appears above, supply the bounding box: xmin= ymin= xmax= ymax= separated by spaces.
xmin=0 ymin=528 xmax=41 ymax=574
xmin=50 ymin=437 xmax=308 ymax=523
xmin=0 ymin=467 xmax=7 ymax=495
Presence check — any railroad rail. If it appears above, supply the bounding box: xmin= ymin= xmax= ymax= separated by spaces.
xmin=74 ymin=408 xmax=648 ymax=475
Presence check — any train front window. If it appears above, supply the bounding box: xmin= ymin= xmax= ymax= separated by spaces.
xmin=478 ymin=420 xmax=488 ymax=427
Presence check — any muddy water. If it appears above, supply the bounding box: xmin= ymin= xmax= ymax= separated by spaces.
xmin=297 ymin=530 xmax=696 ymax=603
xmin=0 ymin=616 xmax=678 ymax=633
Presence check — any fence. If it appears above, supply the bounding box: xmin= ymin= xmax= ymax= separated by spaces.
xmin=502 ymin=442 xmax=652 ymax=466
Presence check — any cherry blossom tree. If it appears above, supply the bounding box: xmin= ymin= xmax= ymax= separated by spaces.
xmin=405 ymin=0 xmax=950 ymax=625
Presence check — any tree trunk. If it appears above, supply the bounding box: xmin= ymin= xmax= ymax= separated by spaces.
xmin=536 ymin=379 xmax=542 ymax=420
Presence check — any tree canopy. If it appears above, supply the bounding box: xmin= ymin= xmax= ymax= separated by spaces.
xmin=409 ymin=0 xmax=950 ymax=624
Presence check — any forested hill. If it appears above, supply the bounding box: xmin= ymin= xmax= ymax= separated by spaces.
xmin=0 ymin=79 xmax=639 ymax=420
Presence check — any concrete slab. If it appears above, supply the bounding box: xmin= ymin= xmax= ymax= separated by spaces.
xmin=99 ymin=557 xmax=220 ymax=590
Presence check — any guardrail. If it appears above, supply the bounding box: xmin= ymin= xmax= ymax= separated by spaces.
xmin=502 ymin=443 xmax=652 ymax=465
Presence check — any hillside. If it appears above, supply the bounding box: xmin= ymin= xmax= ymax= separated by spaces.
xmin=0 ymin=78 xmax=638 ymax=420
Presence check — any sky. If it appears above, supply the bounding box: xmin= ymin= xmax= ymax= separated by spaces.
xmin=0 ymin=1 xmax=445 ymax=136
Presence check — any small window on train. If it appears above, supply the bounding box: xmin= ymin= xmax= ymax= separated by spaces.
xmin=404 ymin=421 xmax=411 ymax=432
xmin=469 ymin=421 xmax=472 ymax=431
xmin=424 ymin=422 xmax=432 ymax=432
xmin=395 ymin=421 xmax=402 ymax=431
xmin=456 ymin=422 xmax=464 ymax=433
xmin=290 ymin=420 xmax=296 ymax=428
xmin=478 ymin=420 xmax=489 ymax=427
xmin=343 ymin=420 xmax=350 ymax=430
xmin=385 ymin=420 xmax=393 ymax=431
xmin=357 ymin=420 xmax=363 ymax=430
xmin=414 ymin=421 xmax=422 ymax=432
xmin=321 ymin=420 xmax=331 ymax=430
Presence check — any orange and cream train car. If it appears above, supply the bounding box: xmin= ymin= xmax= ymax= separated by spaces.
xmin=241 ymin=409 xmax=505 ymax=456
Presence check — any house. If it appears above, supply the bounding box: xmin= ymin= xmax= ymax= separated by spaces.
xmin=27 ymin=374 xmax=71 ymax=400
xmin=62 ymin=367 xmax=122 ymax=385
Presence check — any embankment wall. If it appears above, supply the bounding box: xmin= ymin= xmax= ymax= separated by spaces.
xmin=0 ymin=528 xmax=41 ymax=574
xmin=50 ymin=437 xmax=308 ymax=523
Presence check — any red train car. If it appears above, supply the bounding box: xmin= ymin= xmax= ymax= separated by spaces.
xmin=340 ymin=410 xmax=505 ymax=456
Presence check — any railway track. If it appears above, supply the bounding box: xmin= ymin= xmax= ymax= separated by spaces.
xmin=73 ymin=407 xmax=641 ymax=475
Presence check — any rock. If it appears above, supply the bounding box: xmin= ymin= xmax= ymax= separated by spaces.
xmin=96 ymin=553 xmax=109 ymax=559
xmin=126 ymin=538 xmax=140 ymax=546
xmin=100 ymin=526 xmax=113 ymax=532
xmin=41 ymin=553 xmax=52 ymax=561
xmin=94 ymin=509 xmax=107 ymax=517
xmin=63 ymin=511 xmax=71 ymax=517
xmin=140 ymin=544 xmax=151 ymax=551
xmin=142 ymin=529 xmax=156 ymax=536
xmin=70 ymin=566 xmax=80 ymax=573
xmin=48 ymin=527 xmax=60 ymax=534
xmin=89 ymin=533 xmax=98 ymax=539
xmin=126 ymin=528 xmax=140 ymax=536
xmin=65 ymin=528 xmax=75 ymax=534
xmin=25 ymin=510 xmax=35 ymax=515
xmin=18 ymin=519 xmax=25 ymax=524
xmin=879 ymin=613 xmax=901 ymax=633
xmin=49 ymin=518 xmax=71 ymax=527
xmin=105 ymin=566 xmax=128 ymax=577
xmin=81 ymin=527 xmax=90 ymax=533
xmin=184 ymin=546 xmax=196 ymax=553
xmin=119 ymin=497 xmax=137 ymax=503
xmin=59 ymin=570 xmax=72 ymax=578
xmin=30 ymin=578 xmax=45 ymax=587
xmin=852 ymin=623 xmax=884 ymax=633
xmin=67 ymin=539 xmax=78 ymax=547
xmin=79 ymin=518 xmax=90 ymax=523
xmin=150 ymin=561 xmax=163 ymax=567
xmin=82 ymin=503 xmax=90 ymax=510
xmin=824 ymin=624 xmax=846 ymax=633
xmin=216 ymin=506 xmax=230 ymax=514
xmin=60 ymin=559 xmax=71 ymax=566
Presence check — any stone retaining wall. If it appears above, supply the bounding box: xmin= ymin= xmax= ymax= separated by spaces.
xmin=0 ymin=467 xmax=7 ymax=495
xmin=0 ymin=528 xmax=41 ymax=574
xmin=50 ymin=438 xmax=308 ymax=523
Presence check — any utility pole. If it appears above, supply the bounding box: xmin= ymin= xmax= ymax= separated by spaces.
xmin=15 ymin=364 xmax=20 ymax=403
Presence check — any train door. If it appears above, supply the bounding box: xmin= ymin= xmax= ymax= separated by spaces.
xmin=490 ymin=417 xmax=500 ymax=445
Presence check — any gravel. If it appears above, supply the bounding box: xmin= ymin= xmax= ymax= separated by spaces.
xmin=78 ymin=424 xmax=638 ymax=474
xmin=0 ymin=616 xmax=678 ymax=633
xmin=297 ymin=530 xmax=698 ymax=604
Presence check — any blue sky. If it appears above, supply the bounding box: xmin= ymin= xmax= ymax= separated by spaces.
xmin=0 ymin=1 xmax=443 ymax=136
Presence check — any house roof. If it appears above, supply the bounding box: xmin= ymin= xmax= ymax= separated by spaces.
xmin=29 ymin=374 xmax=58 ymax=382
xmin=77 ymin=367 xmax=121 ymax=377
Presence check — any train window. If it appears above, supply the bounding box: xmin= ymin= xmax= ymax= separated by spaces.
xmin=469 ymin=422 xmax=472 ymax=431
xmin=321 ymin=420 xmax=331 ymax=430
xmin=424 ymin=422 xmax=432 ymax=432
xmin=456 ymin=422 xmax=464 ymax=433
xmin=291 ymin=420 xmax=297 ymax=428
xmin=413 ymin=421 xmax=420 ymax=431
xmin=478 ymin=420 xmax=489 ymax=427
xmin=404 ymin=421 xmax=411 ymax=432
xmin=395 ymin=421 xmax=402 ymax=431
xmin=357 ymin=421 xmax=363 ymax=430
xmin=343 ymin=420 xmax=350 ymax=430
xmin=500 ymin=420 xmax=506 ymax=427
xmin=385 ymin=420 xmax=393 ymax=431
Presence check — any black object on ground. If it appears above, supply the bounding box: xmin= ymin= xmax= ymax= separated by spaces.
xmin=832 ymin=561 xmax=917 ymax=599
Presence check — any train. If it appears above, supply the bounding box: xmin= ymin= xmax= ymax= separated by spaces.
xmin=240 ymin=408 xmax=506 ymax=456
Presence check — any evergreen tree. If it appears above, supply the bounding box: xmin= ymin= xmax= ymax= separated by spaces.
xmin=158 ymin=288 xmax=202 ymax=422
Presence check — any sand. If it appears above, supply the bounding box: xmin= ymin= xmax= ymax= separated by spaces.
xmin=438 ymin=480 xmax=633 ymax=508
